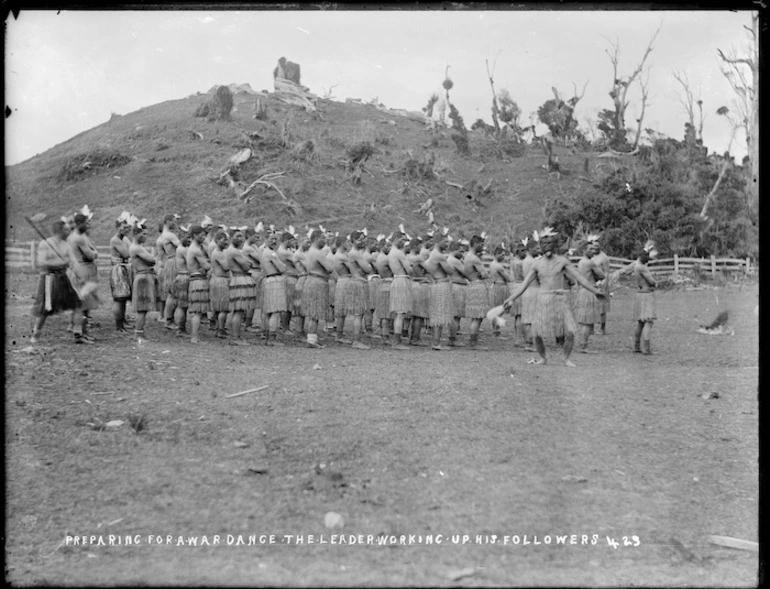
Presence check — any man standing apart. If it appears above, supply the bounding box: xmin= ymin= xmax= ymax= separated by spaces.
xmin=613 ymin=244 xmax=657 ymax=355
xmin=129 ymin=221 xmax=158 ymax=342
xmin=109 ymin=212 xmax=133 ymax=333
xmin=68 ymin=207 xmax=100 ymax=342
xmin=504 ymin=228 xmax=605 ymax=367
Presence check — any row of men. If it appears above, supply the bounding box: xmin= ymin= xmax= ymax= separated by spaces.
xmin=31 ymin=211 xmax=657 ymax=364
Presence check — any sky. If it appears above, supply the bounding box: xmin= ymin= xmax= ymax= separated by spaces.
xmin=4 ymin=8 xmax=756 ymax=165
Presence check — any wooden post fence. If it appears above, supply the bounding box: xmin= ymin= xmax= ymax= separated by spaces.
xmin=674 ymin=253 xmax=679 ymax=274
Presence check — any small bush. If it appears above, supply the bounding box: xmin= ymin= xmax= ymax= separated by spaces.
xmin=58 ymin=151 xmax=131 ymax=182
xmin=346 ymin=142 xmax=375 ymax=170
xmin=291 ymin=139 xmax=319 ymax=163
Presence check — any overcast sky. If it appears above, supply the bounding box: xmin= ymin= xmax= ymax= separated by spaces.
xmin=5 ymin=8 xmax=755 ymax=165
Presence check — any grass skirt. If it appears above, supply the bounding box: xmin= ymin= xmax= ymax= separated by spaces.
xmin=465 ymin=281 xmax=489 ymax=319
xmin=155 ymin=260 xmax=165 ymax=297
xmin=302 ymin=275 xmax=329 ymax=321
xmin=452 ymin=283 xmax=467 ymax=317
xmin=521 ymin=283 xmax=540 ymax=323
xmin=32 ymin=271 xmax=80 ymax=317
xmin=70 ymin=262 xmax=100 ymax=311
xmin=573 ymin=287 xmax=600 ymax=324
xmin=429 ymin=281 xmax=453 ymax=327
xmin=294 ymin=275 xmax=306 ymax=315
xmin=389 ymin=275 xmax=412 ymax=314
xmin=368 ymin=276 xmax=381 ymax=310
xmin=188 ymin=277 xmax=210 ymax=314
xmin=336 ymin=276 xmax=367 ymax=317
xmin=284 ymin=275 xmax=297 ymax=313
xmin=327 ymin=278 xmax=337 ymax=323
xmin=209 ymin=276 xmax=230 ymax=312
xmin=173 ymin=272 xmax=190 ymax=307
xmin=634 ymin=291 xmax=656 ymax=322
xmin=162 ymin=258 xmax=177 ymax=296
xmin=262 ymin=275 xmax=288 ymax=314
xmin=600 ymin=282 xmax=611 ymax=313
xmin=252 ymin=271 xmax=263 ymax=309
xmin=376 ymin=278 xmax=393 ymax=322
xmin=110 ymin=263 xmax=132 ymax=301
xmin=507 ymin=282 xmax=522 ymax=316
xmin=490 ymin=282 xmax=508 ymax=307
xmin=532 ymin=292 xmax=578 ymax=339
xmin=229 ymin=274 xmax=256 ymax=312
xmin=410 ymin=280 xmax=430 ymax=319
xmin=132 ymin=272 xmax=158 ymax=313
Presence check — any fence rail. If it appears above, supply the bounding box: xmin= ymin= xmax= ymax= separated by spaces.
xmin=5 ymin=240 xmax=755 ymax=278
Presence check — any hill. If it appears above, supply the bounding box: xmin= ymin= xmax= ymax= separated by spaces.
xmin=5 ymin=86 xmax=602 ymax=245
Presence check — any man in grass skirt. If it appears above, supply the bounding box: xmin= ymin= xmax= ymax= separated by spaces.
xmin=331 ymin=235 xmax=353 ymax=345
xmin=225 ymin=229 xmax=256 ymax=345
xmin=277 ymin=231 xmax=299 ymax=337
xmin=109 ymin=212 xmax=134 ymax=333
xmin=186 ymin=225 xmax=211 ymax=344
xmin=129 ymin=220 xmax=158 ymax=342
xmin=292 ymin=236 xmax=311 ymax=339
xmin=592 ymin=236 xmax=612 ymax=335
xmin=447 ymin=240 xmax=469 ymax=348
xmin=509 ymin=243 xmax=527 ymax=346
xmin=68 ymin=207 xmax=101 ymax=342
xmin=463 ymin=236 xmax=491 ymax=350
xmin=387 ymin=232 xmax=413 ymax=351
xmin=487 ymin=244 xmax=511 ymax=339
xmin=574 ymin=238 xmax=606 ymax=353
xmin=373 ymin=236 xmax=394 ymax=344
xmin=159 ymin=214 xmax=182 ymax=330
xmin=364 ymin=234 xmax=380 ymax=338
xmin=30 ymin=220 xmax=82 ymax=344
xmin=407 ymin=237 xmax=431 ymax=347
xmin=343 ymin=231 xmax=374 ymax=350
xmin=613 ymin=242 xmax=658 ymax=355
xmin=172 ymin=226 xmax=192 ymax=334
xmin=520 ymin=236 xmax=540 ymax=350
xmin=242 ymin=226 xmax=263 ymax=334
xmin=260 ymin=231 xmax=288 ymax=346
xmin=302 ymin=230 xmax=336 ymax=348
xmin=504 ymin=228 xmax=605 ymax=367
xmin=209 ymin=230 xmax=231 ymax=339
xmin=424 ymin=233 xmax=454 ymax=351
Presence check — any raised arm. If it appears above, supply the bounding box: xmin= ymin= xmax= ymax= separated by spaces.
xmin=564 ymin=263 xmax=604 ymax=296
xmin=503 ymin=267 xmax=538 ymax=306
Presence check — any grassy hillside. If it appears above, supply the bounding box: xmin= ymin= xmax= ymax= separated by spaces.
xmin=5 ymin=88 xmax=602 ymax=244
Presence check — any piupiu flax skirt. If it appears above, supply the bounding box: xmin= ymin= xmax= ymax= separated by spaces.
xmin=162 ymin=258 xmax=177 ymax=297
xmin=507 ymin=282 xmax=522 ymax=316
xmin=262 ymin=275 xmax=288 ymax=314
xmin=532 ymin=291 xmax=578 ymax=339
xmin=573 ymin=287 xmax=600 ymax=324
xmin=634 ymin=291 xmax=656 ymax=322
xmin=368 ymin=275 xmax=381 ymax=310
xmin=284 ymin=275 xmax=297 ymax=313
xmin=302 ymin=275 xmax=329 ymax=321
xmin=70 ymin=262 xmax=100 ymax=311
xmin=410 ymin=280 xmax=430 ymax=319
xmin=327 ymin=278 xmax=337 ymax=323
xmin=335 ymin=276 xmax=367 ymax=317
xmin=294 ymin=275 xmax=306 ymax=315
xmin=252 ymin=270 xmax=264 ymax=309
xmin=132 ymin=271 xmax=158 ymax=313
xmin=188 ymin=276 xmax=210 ymax=314
xmin=490 ymin=282 xmax=508 ymax=307
xmin=173 ymin=271 xmax=190 ymax=307
xmin=389 ymin=275 xmax=412 ymax=314
xmin=110 ymin=263 xmax=132 ymax=301
xmin=209 ymin=276 xmax=230 ymax=312
xmin=32 ymin=270 xmax=80 ymax=317
xmin=452 ymin=283 xmax=467 ymax=317
xmin=465 ymin=281 xmax=490 ymax=319
xmin=229 ymin=274 xmax=256 ymax=312
xmin=429 ymin=281 xmax=453 ymax=327
xmin=521 ymin=283 xmax=540 ymax=323
xmin=376 ymin=278 xmax=393 ymax=322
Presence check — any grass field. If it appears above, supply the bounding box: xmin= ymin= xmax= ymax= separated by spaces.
xmin=5 ymin=270 xmax=759 ymax=586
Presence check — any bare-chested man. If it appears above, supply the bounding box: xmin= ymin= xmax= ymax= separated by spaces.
xmin=613 ymin=247 xmax=657 ymax=355
xmin=387 ymin=233 xmax=413 ymax=350
xmin=374 ymin=238 xmax=394 ymax=344
xmin=407 ymin=237 xmax=431 ymax=346
xmin=293 ymin=237 xmax=311 ymax=338
xmin=302 ymin=230 xmax=336 ymax=348
xmin=346 ymin=231 xmax=374 ymax=350
xmin=160 ymin=214 xmax=182 ymax=330
xmin=504 ymin=230 xmax=605 ymax=367
xmin=260 ymin=232 xmax=288 ymax=346
xmin=208 ymin=231 xmax=231 ymax=339
xmin=277 ymin=232 xmax=299 ymax=336
xmin=364 ymin=236 xmax=380 ymax=338
xmin=446 ymin=240 xmax=469 ymax=347
xmin=226 ymin=230 xmax=256 ymax=345
xmin=487 ymin=245 xmax=511 ymax=339
xmin=463 ymin=237 xmax=490 ymax=349
xmin=242 ymin=228 xmax=262 ymax=333
xmin=68 ymin=210 xmax=100 ymax=341
xmin=520 ymin=237 xmax=541 ymax=350
xmin=109 ymin=214 xmax=133 ymax=332
xmin=186 ymin=225 xmax=211 ymax=344
xmin=423 ymin=234 xmax=455 ymax=351
xmin=574 ymin=242 xmax=605 ymax=353
xmin=591 ymin=237 xmax=611 ymax=334
xmin=172 ymin=227 xmax=191 ymax=334
xmin=129 ymin=222 xmax=158 ymax=342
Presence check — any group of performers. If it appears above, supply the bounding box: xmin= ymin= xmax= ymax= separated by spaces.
xmin=29 ymin=207 xmax=659 ymax=365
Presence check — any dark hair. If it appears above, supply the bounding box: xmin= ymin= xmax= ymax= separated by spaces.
xmin=214 ymin=230 xmax=228 ymax=242
xmin=189 ymin=225 xmax=204 ymax=237
xmin=52 ymin=220 xmax=66 ymax=234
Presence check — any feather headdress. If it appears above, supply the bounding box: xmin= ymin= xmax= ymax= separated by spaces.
xmin=306 ymin=227 xmax=314 ymax=239
xmin=79 ymin=205 xmax=94 ymax=220
xmin=117 ymin=211 xmax=132 ymax=225
xmin=179 ymin=224 xmax=191 ymax=233
xmin=201 ymin=215 xmax=213 ymax=228
xmin=521 ymin=237 xmax=529 ymax=247
xmin=540 ymin=226 xmax=557 ymax=239
xmin=586 ymin=233 xmax=601 ymax=244
xmin=255 ymin=221 xmax=264 ymax=233
xmin=376 ymin=233 xmax=386 ymax=241
xmin=643 ymin=239 xmax=659 ymax=259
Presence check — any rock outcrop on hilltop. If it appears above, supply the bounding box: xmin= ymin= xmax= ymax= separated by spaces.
xmin=273 ymin=57 xmax=317 ymax=112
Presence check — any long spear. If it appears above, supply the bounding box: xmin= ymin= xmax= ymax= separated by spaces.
xmin=24 ymin=215 xmax=69 ymax=264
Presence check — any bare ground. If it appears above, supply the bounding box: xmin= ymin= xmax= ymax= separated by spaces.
xmin=5 ymin=270 xmax=759 ymax=587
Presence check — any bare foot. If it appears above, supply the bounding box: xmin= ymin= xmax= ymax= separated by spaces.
xmin=533 ymin=358 xmax=547 ymax=365
xmin=564 ymin=359 xmax=577 ymax=368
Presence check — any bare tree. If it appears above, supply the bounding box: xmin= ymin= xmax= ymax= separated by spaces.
xmin=673 ymin=70 xmax=705 ymax=142
xmin=717 ymin=12 xmax=758 ymax=216
xmin=485 ymin=52 xmax=503 ymax=135
xmin=632 ymin=73 xmax=650 ymax=150
xmin=603 ymin=25 xmax=661 ymax=151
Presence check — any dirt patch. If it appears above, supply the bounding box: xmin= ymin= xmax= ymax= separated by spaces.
xmin=4 ymin=272 xmax=758 ymax=586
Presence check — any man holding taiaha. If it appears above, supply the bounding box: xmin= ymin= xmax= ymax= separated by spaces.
xmin=463 ymin=236 xmax=491 ymax=350
xmin=209 ymin=230 xmax=231 ymax=339
xmin=374 ymin=236 xmax=394 ymax=345
xmin=260 ymin=231 xmax=288 ymax=346
xmin=423 ymin=233 xmax=455 ymax=351
xmin=487 ymin=244 xmax=511 ymax=339
xmin=129 ymin=220 xmax=158 ymax=342
xmin=573 ymin=238 xmax=605 ymax=353
xmin=68 ymin=206 xmax=100 ymax=342
xmin=226 ymin=229 xmax=256 ymax=345
xmin=591 ymin=236 xmax=611 ymax=335
xmin=109 ymin=212 xmax=134 ymax=333
xmin=503 ymin=228 xmax=605 ymax=367
xmin=407 ymin=237 xmax=431 ymax=346
xmin=30 ymin=219 xmax=82 ymax=344
xmin=612 ymin=241 xmax=658 ymax=355
xmin=302 ymin=230 xmax=336 ymax=348
xmin=159 ymin=214 xmax=182 ymax=330
xmin=172 ymin=226 xmax=192 ymax=334
xmin=387 ymin=232 xmax=413 ymax=351
xmin=186 ymin=225 xmax=211 ymax=344
xmin=345 ymin=231 xmax=374 ymax=350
